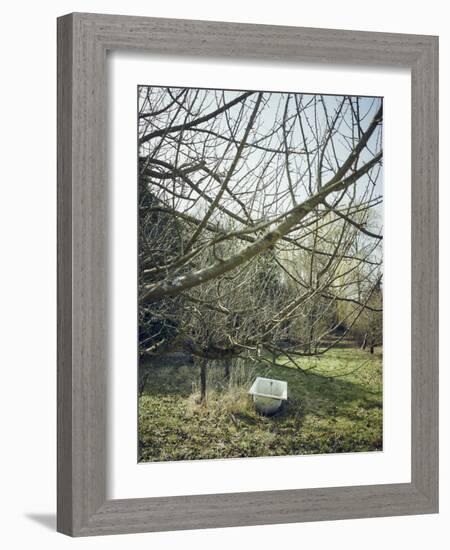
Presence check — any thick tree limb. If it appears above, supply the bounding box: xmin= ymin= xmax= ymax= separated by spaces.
xmin=141 ymin=150 xmax=382 ymax=303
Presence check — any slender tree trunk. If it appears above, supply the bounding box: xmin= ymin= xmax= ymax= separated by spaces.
xmin=361 ymin=334 xmax=367 ymax=350
xmin=308 ymin=315 xmax=315 ymax=354
xmin=200 ymin=358 xmax=207 ymax=402
xmin=138 ymin=367 xmax=150 ymax=397
xmin=224 ymin=359 xmax=231 ymax=384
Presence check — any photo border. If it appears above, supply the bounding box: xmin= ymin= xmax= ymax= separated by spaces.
xmin=57 ymin=12 xmax=438 ymax=536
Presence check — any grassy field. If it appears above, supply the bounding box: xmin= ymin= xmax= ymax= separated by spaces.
xmin=138 ymin=347 xmax=383 ymax=462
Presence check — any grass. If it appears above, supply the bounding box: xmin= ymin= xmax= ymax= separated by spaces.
xmin=138 ymin=347 xmax=382 ymax=462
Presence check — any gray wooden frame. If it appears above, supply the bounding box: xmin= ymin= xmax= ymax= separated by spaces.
xmin=57 ymin=12 xmax=439 ymax=537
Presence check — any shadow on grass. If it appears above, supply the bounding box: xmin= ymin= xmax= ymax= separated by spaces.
xmin=279 ymin=369 xmax=382 ymax=421
xmin=139 ymin=353 xmax=383 ymax=461
xmin=140 ymin=358 xmax=382 ymax=425
xmin=141 ymin=363 xmax=196 ymax=397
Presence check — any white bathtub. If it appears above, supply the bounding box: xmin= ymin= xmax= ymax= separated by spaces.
xmin=248 ymin=377 xmax=288 ymax=415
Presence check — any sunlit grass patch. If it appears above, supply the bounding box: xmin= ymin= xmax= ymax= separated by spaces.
xmin=138 ymin=347 xmax=382 ymax=462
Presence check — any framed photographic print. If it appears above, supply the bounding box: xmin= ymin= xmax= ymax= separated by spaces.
xmin=57 ymin=13 xmax=438 ymax=536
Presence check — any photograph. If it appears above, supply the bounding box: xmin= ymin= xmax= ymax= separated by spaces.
xmin=137 ymin=86 xmax=383 ymax=462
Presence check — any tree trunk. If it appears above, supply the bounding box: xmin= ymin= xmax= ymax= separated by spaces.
xmin=200 ymin=359 xmax=207 ymax=402
xmin=138 ymin=365 xmax=151 ymax=397
xmin=224 ymin=359 xmax=231 ymax=384
xmin=361 ymin=334 xmax=367 ymax=350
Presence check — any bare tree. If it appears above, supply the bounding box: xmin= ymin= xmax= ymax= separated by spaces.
xmin=137 ymin=87 xmax=383 ymax=395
